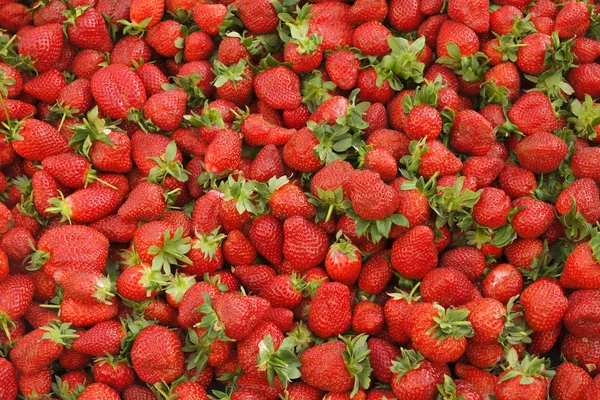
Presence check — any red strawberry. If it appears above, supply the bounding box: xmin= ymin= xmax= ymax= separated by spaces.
xmin=421 ymin=267 xmax=479 ymax=308
xmin=299 ymin=335 xmax=371 ymax=395
xmin=8 ymin=119 xmax=70 ymax=161
xmin=283 ymin=216 xmax=329 ymax=269
xmin=521 ymin=278 xmax=568 ymax=332
xmin=118 ymin=181 xmax=167 ymax=222
xmin=352 ymin=300 xmax=384 ymax=335
xmin=325 ymin=50 xmax=361 ymax=91
xmin=46 ymin=186 xmax=123 ymax=224
xmin=130 ymin=324 xmax=184 ymax=384
xmin=508 ymin=92 xmax=557 ymax=135
xmin=569 ymin=63 xmax=600 ymax=101
xmin=556 ymin=178 xmax=600 ymax=224
xmin=391 ymin=225 xmax=438 ymax=279
xmin=307 ymin=2 xmax=354 ymax=51
xmin=66 ymin=7 xmax=113 ymax=52
xmin=60 ymin=296 xmax=118 ymax=327
xmin=31 ymin=225 xmax=108 ymax=278
xmin=448 ymin=0 xmax=490 ymax=33
xmin=308 ymin=282 xmax=352 ymax=339
xmin=450 ymin=110 xmax=495 ymax=156
xmin=143 ymin=89 xmax=188 ymax=131
xmin=357 ymin=252 xmax=393 ymax=295
xmin=495 ymin=349 xmax=553 ymax=400
xmin=57 ymin=271 xmax=114 ymax=304
xmin=248 ymin=215 xmax=284 ymax=265
xmin=0 ymin=274 xmax=34 ymax=337
xmin=204 ymin=129 xmax=242 ymax=173
xmin=192 ymin=3 xmax=228 ymax=36
xmin=23 ymin=69 xmax=66 ymax=104
xmin=79 ymin=382 xmax=120 ymax=400
xmin=436 ymin=20 xmax=479 ymax=58
xmin=254 ymin=66 xmax=302 ymax=110
xmin=389 ymin=0 xmax=425 ymax=32
xmin=390 ymin=349 xmax=444 ymax=400
xmin=325 ymin=236 xmax=362 ymax=287
xmin=236 ymin=0 xmax=278 ymax=34
xmin=71 ymin=320 xmax=125 ymax=357
xmin=0 ymin=358 xmax=18 ymax=400
xmin=410 ymin=302 xmax=474 ymax=363
xmin=555 ymin=0 xmax=590 ymax=39
xmin=92 ymin=358 xmax=135 ymax=391
xmin=511 ymin=197 xmax=555 ymax=239
xmin=18 ymin=24 xmax=64 ymax=73
xmin=90 ymin=63 xmax=147 ymax=120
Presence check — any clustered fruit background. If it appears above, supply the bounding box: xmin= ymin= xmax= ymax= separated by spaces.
xmin=0 ymin=0 xmax=600 ymax=398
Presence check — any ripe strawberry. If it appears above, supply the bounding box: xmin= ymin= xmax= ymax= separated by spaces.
xmin=258 ymin=274 xmax=304 ymax=310
xmin=325 ymin=50 xmax=361 ymax=91
xmin=308 ymin=282 xmax=352 ymax=338
xmin=498 ymin=162 xmax=537 ymax=199
xmin=71 ymin=320 xmax=125 ymax=357
xmin=0 ymin=358 xmax=17 ymax=399
xmin=495 ymin=349 xmax=554 ymax=400
xmin=92 ymin=358 xmax=135 ymax=391
xmin=57 ymin=270 xmax=114 ymax=304
xmin=352 ymin=300 xmax=384 ymax=335
xmin=550 ymin=362 xmax=592 ymax=400
xmin=404 ymin=105 xmax=442 ymax=141
xmin=202 ymin=292 xmax=270 ymax=341
xmin=508 ymin=92 xmax=557 ymax=135
xmin=448 ymin=0 xmax=490 ymax=33
xmin=282 ymin=128 xmax=322 ymax=172
xmin=248 ymin=215 xmax=283 ymax=265
xmin=437 ymin=20 xmax=479 ymax=58
xmin=325 ymin=236 xmax=362 ymax=287
xmin=472 ymin=187 xmax=511 ymax=229
xmin=31 ymin=225 xmax=108 ymax=278
xmin=389 ymin=0 xmax=425 ymax=32
xmin=450 ymin=110 xmax=495 ymax=156
xmin=269 ymin=183 xmax=316 ymax=221
xmin=204 ymin=129 xmax=242 ymax=173
xmin=130 ymin=324 xmax=184 ymax=384
xmin=555 ymin=0 xmax=590 ymax=39
xmin=283 ymin=216 xmax=328 ymax=270
xmin=300 ymin=335 xmax=371 ymax=395
xmin=556 ymin=178 xmax=600 ymax=224
xmin=561 ymin=333 xmax=600 ymax=376
xmin=254 ymin=66 xmax=302 ymax=110
xmin=192 ymin=3 xmax=228 ymax=36
xmin=511 ymin=197 xmax=555 ymax=239
xmin=391 ymin=225 xmax=438 ymax=279
xmin=528 ymin=322 xmax=562 ymax=356
xmin=46 ymin=186 xmax=123 ymax=224
xmin=308 ymin=2 xmax=354 ymax=51
xmin=563 ymin=290 xmax=600 ymax=338
xmin=521 ymin=278 xmax=568 ymax=332
xmin=421 ymin=267 xmax=479 ymax=308
xmin=23 ymin=69 xmax=66 ymax=104
xmin=348 ymin=169 xmax=400 ymax=221
xmin=8 ymin=118 xmax=70 ymax=161
xmin=143 ymin=89 xmax=188 ymax=131
xmin=569 ymin=63 xmax=600 ymax=100
xmin=66 ymin=7 xmax=113 ymax=53
xmin=390 ymin=349 xmax=444 ymax=400
xmin=79 ymin=382 xmax=120 ymax=400
xmin=10 ymin=322 xmax=78 ymax=374
xmin=60 ymin=296 xmax=118 ymax=327
xmin=90 ymin=63 xmax=147 ymax=120
xmin=0 ymin=274 xmax=34 ymax=337
xmin=18 ymin=24 xmax=64 ymax=73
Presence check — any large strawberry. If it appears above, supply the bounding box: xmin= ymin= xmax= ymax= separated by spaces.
xmin=254 ymin=66 xmax=302 ymax=110
xmin=90 ymin=63 xmax=147 ymax=120
xmin=308 ymin=282 xmax=352 ymax=339
xmin=495 ymin=348 xmax=554 ymax=400
xmin=130 ymin=324 xmax=184 ymax=385
xmin=18 ymin=24 xmax=64 ymax=73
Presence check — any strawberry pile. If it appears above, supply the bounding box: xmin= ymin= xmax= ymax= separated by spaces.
xmin=1 ymin=0 xmax=600 ymax=399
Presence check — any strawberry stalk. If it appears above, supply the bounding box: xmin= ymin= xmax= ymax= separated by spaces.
xmin=500 ymin=348 xmax=555 ymax=384
xmin=149 ymin=227 xmax=193 ymax=274
xmin=340 ymin=334 xmax=372 ymax=397
xmin=428 ymin=304 xmax=474 ymax=341
xmin=390 ymin=348 xmax=425 ymax=380
xmin=257 ymin=335 xmax=301 ymax=387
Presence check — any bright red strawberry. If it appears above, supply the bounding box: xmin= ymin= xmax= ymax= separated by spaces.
xmin=248 ymin=215 xmax=283 ymax=265
xmin=421 ymin=267 xmax=479 ymax=308
xmin=308 ymin=282 xmax=352 ymax=338
xmin=130 ymin=324 xmax=184 ymax=384
xmin=521 ymin=278 xmax=568 ymax=332
xmin=71 ymin=320 xmax=125 ymax=357
xmin=204 ymin=129 xmax=242 ymax=173
xmin=556 ymin=178 xmax=600 ymax=224
xmin=18 ymin=24 xmax=64 ymax=73
xmin=325 ymin=236 xmax=362 ymax=287
xmin=495 ymin=349 xmax=553 ymax=400
xmin=555 ymin=0 xmax=590 ymax=39
xmin=79 ymin=382 xmax=120 ymax=400
xmin=390 ymin=349 xmax=444 ymax=400
xmin=254 ymin=66 xmax=302 ymax=110
xmin=391 ymin=225 xmax=438 ymax=279
xmin=283 ymin=216 xmax=329 ymax=270
xmin=143 ymin=89 xmax=188 ymax=131
xmin=90 ymin=63 xmax=147 ymax=120
xmin=508 ymin=92 xmax=557 ymax=135
xmin=65 ymin=7 xmax=113 ymax=52
xmin=550 ymin=362 xmax=592 ymax=400
xmin=511 ymin=197 xmax=555 ymax=239
xmin=450 ymin=110 xmax=495 ymax=156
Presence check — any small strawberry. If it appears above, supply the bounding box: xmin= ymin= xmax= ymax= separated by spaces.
xmin=325 ymin=235 xmax=362 ymax=287
xmin=421 ymin=267 xmax=479 ymax=308
xmin=521 ymin=277 xmax=568 ymax=332
xmin=254 ymin=66 xmax=302 ymax=110
xmin=78 ymin=382 xmax=120 ymax=400
xmin=283 ymin=216 xmax=329 ymax=270
xmin=391 ymin=225 xmax=438 ymax=279
xmin=495 ymin=348 xmax=554 ymax=400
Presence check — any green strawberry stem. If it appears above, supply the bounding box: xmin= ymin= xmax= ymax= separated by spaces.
xmin=341 ymin=334 xmax=372 ymax=397
xmin=257 ymin=335 xmax=301 ymax=388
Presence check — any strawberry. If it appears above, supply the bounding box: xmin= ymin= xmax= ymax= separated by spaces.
xmin=436 ymin=20 xmax=480 ymax=58
xmin=236 ymin=0 xmax=278 ymax=35
xmin=18 ymin=24 xmax=64 ymax=73
xmin=204 ymin=129 xmax=242 ymax=173
xmin=17 ymin=369 xmax=53 ymax=398
xmin=390 ymin=349 xmax=444 ymax=400
xmin=568 ymin=63 xmax=600 ymax=101
xmin=223 ymin=230 xmax=257 ymax=266
xmin=352 ymin=300 xmax=384 ymax=335
xmin=508 ymin=92 xmax=557 ymax=136
xmin=325 ymin=236 xmax=362 ymax=287
xmin=447 ymin=0 xmax=490 ymax=33
xmin=78 ymin=382 xmax=120 ymax=400
xmin=450 ymin=110 xmax=496 ymax=156
xmin=550 ymin=362 xmax=592 ymax=400
xmin=283 ymin=128 xmax=322 ymax=173
xmin=283 ymin=216 xmax=329 ymax=270
xmin=556 ymin=178 xmax=600 ymax=224
xmin=23 ymin=69 xmax=66 ymax=104
xmin=71 ymin=320 xmax=125 ymax=357
xmin=130 ymin=324 xmax=184 ymax=384
xmin=192 ymin=3 xmax=228 ymax=36
xmin=307 ymin=2 xmax=354 ymax=51
xmin=200 ymin=292 xmax=270 ymax=341
xmin=472 ymin=187 xmax=511 ymax=229
xmin=143 ymin=89 xmax=188 ymax=131
xmin=404 ymin=105 xmax=442 ymax=141
xmin=495 ymin=349 xmax=554 ymax=400
xmin=389 ymin=0 xmax=425 ymax=32
xmin=65 ymin=7 xmax=114 ymax=53
xmin=254 ymin=66 xmax=302 ymax=110
xmin=172 ymin=381 xmax=210 ymax=400
xmin=561 ymin=333 xmax=600 ymax=376
xmin=564 ymin=290 xmax=600 ymax=338
xmin=250 ymin=144 xmax=285 ymax=182
xmin=498 ymin=162 xmax=537 ymax=199
xmin=10 ymin=322 xmax=78 ymax=374
xmin=510 ymin=197 xmax=555 ymax=239
xmin=7 ymin=118 xmax=70 ymax=161
xmin=90 ymin=63 xmax=147 ymax=120
xmin=118 ymin=181 xmax=167 ymax=222
xmin=299 ymin=335 xmax=372 ymax=396
xmin=57 ymin=270 xmax=114 ymax=304
xmin=555 ymin=0 xmax=590 ymax=39
xmin=122 ymin=0 xmax=164 ymax=34
xmin=60 ymin=296 xmax=118 ymax=327
xmin=421 ymin=267 xmax=479 ymax=308
xmin=308 ymin=282 xmax=352 ymax=339
xmin=391 ymin=225 xmax=438 ymax=279
xmin=46 ymin=186 xmax=123 ymax=223
xmin=353 ymin=21 xmax=391 ymax=57
xmin=0 ymin=358 xmax=18 ymax=400
xmin=348 ymin=169 xmax=400 ymax=222
xmin=258 ymin=274 xmax=304 ymax=310
xmin=357 ymin=252 xmax=393 ymax=295
xmin=213 ymin=60 xmax=254 ymax=107
xmin=92 ymin=358 xmax=136 ymax=391
xmin=521 ymin=277 xmax=568 ymax=332
xmin=269 ymin=183 xmax=316 ymax=221
xmin=30 ymin=225 xmax=108 ymax=278
xmin=248 ymin=215 xmax=284 ymax=265
xmin=0 ymin=274 xmax=34 ymax=338
xmin=325 ymin=50 xmax=361 ymax=91
xmin=408 ymin=139 xmax=464 ymax=178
